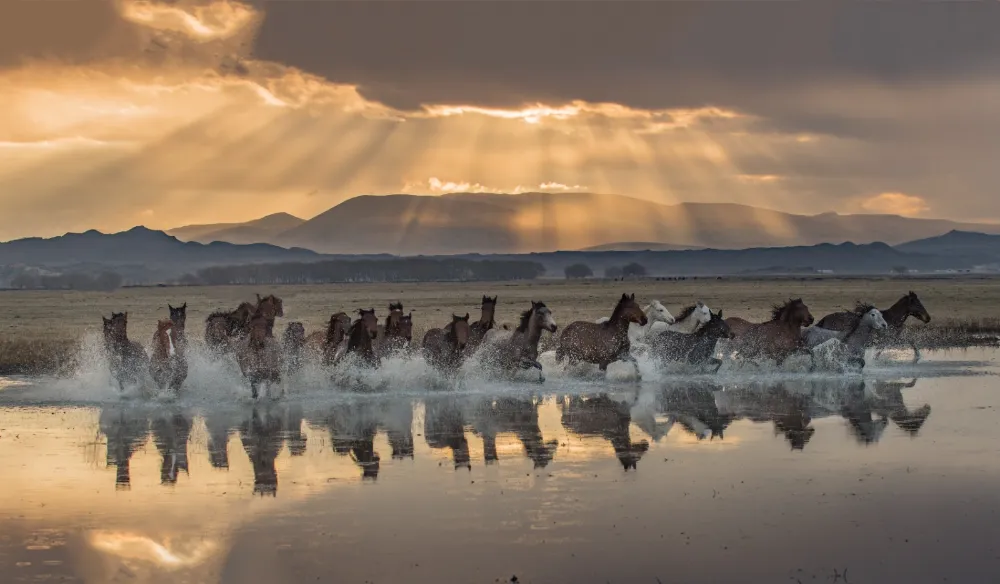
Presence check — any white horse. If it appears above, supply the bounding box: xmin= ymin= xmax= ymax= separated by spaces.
xmin=666 ymin=301 xmax=713 ymax=334
xmin=806 ymin=308 xmax=888 ymax=371
xmin=595 ymin=300 xmax=675 ymax=343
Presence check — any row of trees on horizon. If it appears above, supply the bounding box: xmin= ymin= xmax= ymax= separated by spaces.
xmin=564 ymin=262 xmax=648 ymax=279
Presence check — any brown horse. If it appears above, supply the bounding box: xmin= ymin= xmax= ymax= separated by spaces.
xmin=816 ymin=292 xmax=931 ymax=361
xmin=150 ymin=319 xmax=184 ymax=391
xmin=205 ymin=301 xmax=255 ymax=352
xmin=167 ymin=303 xmax=188 ymax=389
xmin=378 ymin=302 xmax=413 ymax=358
xmin=556 ymin=293 xmax=647 ymax=379
xmin=253 ymin=294 xmax=285 ymax=336
xmin=422 ymin=314 xmax=471 ymax=372
xmin=102 ymin=312 xmax=149 ymax=391
xmin=479 ymin=301 xmax=557 ymax=382
xmin=340 ymin=309 xmax=380 ymax=368
xmin=236 ymin=314 xmax=282 ymax=399
xmin=467 ymin=295 xmax=497 ymax=354
xmin=725 ymin=298 xmax=816 ymax=369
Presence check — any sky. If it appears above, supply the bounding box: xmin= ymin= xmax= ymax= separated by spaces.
xmin=2 ymin=0 xmax=1000 ymax=240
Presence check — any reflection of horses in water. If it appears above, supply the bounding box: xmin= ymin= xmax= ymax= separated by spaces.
xmin=204 ymin=410 xmax=235 ymax=469
xmin=424 ymin=398 xmax=472 ymax=470
xmin=560 ymin=395 xmax=649 ymax=471
xmin=240 ymin=407 xmax=284 ymax=495
xmin=558 ymin=294 xmax=646 ymax=379
xmin=870 ymin=379 xmax=931 ymax=435
xmin=377 ymin=398 xmax=415 ymax=460
xmin=659 ymin=384 xmax=736 ymax=442
xmin=471 ymin=397 xmax=558 ymax=468
xmin=323 ymin=403 xmax=381 ymax=479
xmin=102 ymin=312 xmax=149 ymax=391
xmin=99 ymin=406 xmax=149 ymax=489
xmin=151 ymin=410 xmax=192 ymax=485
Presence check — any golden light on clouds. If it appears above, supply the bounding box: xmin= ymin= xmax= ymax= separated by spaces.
xmin=119 ymin=0 xmax=260 ymax=42
xmin=859 ymin=192 xmax=930 ymax=217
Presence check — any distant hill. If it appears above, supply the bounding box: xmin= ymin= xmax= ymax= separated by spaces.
xmin=896 ymin=229 xmax=1000 ymax=261
xmin=0 ymin=226 xmax=322 ymax=285
xmin=168 ymin=213 xmax=305 ymax=245
xmin=255 ymin=192 xmax=1000 ymax=255
xmin=581 ymin=241 xmax=703 ymax=252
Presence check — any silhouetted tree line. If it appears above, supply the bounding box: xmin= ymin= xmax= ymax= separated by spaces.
xmin=603 ymin=263 xmax=647 ymax=279
xmin=187 ymin=258 xmax=547 ymax=285
xmin=9 ymin=270 xmax=123 ymax=291
xmin=564 ymin=263 xmax=593 ymax=279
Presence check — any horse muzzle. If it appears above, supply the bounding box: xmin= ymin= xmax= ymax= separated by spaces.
xmin=547 ymin=324 xmax=558 ymax=333
xmin=920 ymin=314 xmax=931 ymax=324
xmin=639 ymin=317 xmax=649 ymax=326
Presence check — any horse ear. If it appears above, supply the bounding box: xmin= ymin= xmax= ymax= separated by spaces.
xmin=102 ymin=316 xmax=110 ymax=325
xmin=465 ymin=313 xmax=470 ymax=320
xmin=630 ymin=293 xmax=635 ymax=300
xmin=717 ymin=309 xmax=723 ymax=318
xmin=256 ymin=293 xmax=261 ymax=302
xmin=697 ymin=300 xmax=704 ymax=308
xmin=182 ymin=302 xmax=186 ymax=309
xmin=168 ymin=304 xmax=174 ymax=311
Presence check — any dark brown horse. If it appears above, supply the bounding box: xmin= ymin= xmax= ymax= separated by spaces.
xmin=556 ymin=293 xmax=647 ymax=379
xmin=479 ymin=301 xmax=557 ymax=382
xmin=235 ymin=314 xmax=282 ymax=399
xmin=378 ymin=302 xmax=413 ymax=358
xmin=725 ymin=299 xmax=816 ymax=369
xmin=150 ymin=319 xmax=183 ymax=391
xmin=422 ymin=314 xmax=471 ymax=372
xmin=102 ymin=312 xmax=149 ymax=391
xmin=467 ymin=295 xmax=498 ymax=354
xmin=166 ymin=303 xmax=188 ymax=389
xmin=649 ymin=310 xmax=733 ymax=372
xmin=205 ymin=301 xmax=255 ymax=352
xmin=253 ymin=294 xmax=285 ymax=336
xmin=816 ymin=292 xmax=931 ymax=361
xmin=341 ymin=309 xmax=380 ymax=368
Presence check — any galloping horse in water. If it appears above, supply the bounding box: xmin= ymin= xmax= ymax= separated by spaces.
xmin=649 ymin=309 xmax=733 ymax=372
xmin=236 ymin=314 xmax=282 ymax=399
xmin=150 ymin=319 xmax=185 ymax=391
xmin=466 ymin=296 xmax=497 ymax=354
xmin=726 ymin=298 xmax=816 ymax=369
xmin=377 ymin=302 xmax=413 ymax=358
xmin=282 ymin=322 xmax=307 ymax=375
xmin=102 ymin=312 xmax=148 ymax=391
xmin=557 ymin=293 xmax=647 ymax=379
xmin=668 ymin=301 xmax=713 ymax=334
xmin=422 ymin=314 xmax=471 ymax=373
xmin=479 ymin=301 xmax=557 ymax=382
xmin=205 ymin=301 xmax=255 ymax=353
xmin=253 ymin=294 xmax=284 ymax=336
xmin=816 ymin=292 xmax=931 ymax=361
xmin=167 ymin=303 xmax=188 ymax=389
xmin=340 ymin=309 xmax=380 ymax=368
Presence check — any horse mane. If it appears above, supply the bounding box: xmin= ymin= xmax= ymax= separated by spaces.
xmin=389 ymin=302 xmax=403 ymax=311
xmin=852 ymin=302 xmax=877 ymax=315
xmin=675 ymin=305 xmax=697 ymax=321
xmin=608 ymin=296 xmax=630 ymax=324
xmin=348 ymin=318 xmax=370 ymax=345
xmin=770 ymin=299 xmax=801 ymax=322
xmin=516 ymin=306 xmax=537 ymax=333
xmin=206 ymin=310 xmax=230 ymax=322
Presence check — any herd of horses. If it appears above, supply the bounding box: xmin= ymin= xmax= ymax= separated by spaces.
xmin=100 ymin=290 xmax=932 ymax=398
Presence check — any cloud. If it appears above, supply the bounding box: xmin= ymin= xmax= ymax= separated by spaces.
xmin=859 ymin=193 xmax=930 ymax=217
xmin=404 ymin=178 xmax=589 ymax=195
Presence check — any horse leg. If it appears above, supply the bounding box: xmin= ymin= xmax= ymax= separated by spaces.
xmin=626 ymin=355 xmax=642 ymax=381
xmin=911 ymin=341 xmax=921 ymax=363
xmin=710 ymin=357 xmax=723 ymax=374
xmin=250 ymin=376 xmax=259 ymax=400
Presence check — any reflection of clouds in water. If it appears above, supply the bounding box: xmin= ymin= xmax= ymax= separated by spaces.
xmin=86 ymin=531 xmax=218 ymax=569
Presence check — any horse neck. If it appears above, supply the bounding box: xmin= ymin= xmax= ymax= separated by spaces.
xmin=881 ymin=298 xmax=910 ymax=328
xmin=349 ymin=324 xmax=371 ymax=351
xmin=675 ymin=311 xmax=700 ymax=333
xmin=843 ymin=318 xmax=877 ymax=348
xmin=607 ymin=302 xmax=630 ymax=327
xmin=480 ymin=305 xmax=495 ymax=327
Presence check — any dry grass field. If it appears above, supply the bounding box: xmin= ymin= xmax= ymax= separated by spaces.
xmin=2 ymin=277 xmax=999 ymax=374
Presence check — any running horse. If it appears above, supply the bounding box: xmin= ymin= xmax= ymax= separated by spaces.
xmin=816 ymin=292 xmax=931 ymax=361
xmin=479 ymin=301 xmax=558 ymax=382
xmin=377 ymin=302 xmax=413 ymax=358
xmin=725 ymin=298 xmax=816 ymax=369
xmin=466 ymin=295 xmax=498 ymax=354
xmin=649 ymin=309 xmax=733 ymax=373
xmin=167 ymin=303 xmax=188 ymax=389
xmin=102 ymin=312 xmax=149 ymax=391
xmin=340 ymin=309 xmax=380 ymax=368
xmin=150 ymin=319 xmax=185 ymax=391
xmin=557 ymin=293 xmax=647 ymax=379
xmin=235 ymin=313 xmax=283 ymax=399
xmin=204 ymin=301 xmax=255 ymax=353
xmin=422 ymin=314 xmax=471 ymax=373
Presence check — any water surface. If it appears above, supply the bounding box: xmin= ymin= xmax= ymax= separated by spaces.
xmin=2 ymin=349 xmax=999 ymax=583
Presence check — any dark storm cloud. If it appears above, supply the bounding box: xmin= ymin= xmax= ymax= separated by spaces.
xmin=252 ymin=1 xmax=1000 ymax=111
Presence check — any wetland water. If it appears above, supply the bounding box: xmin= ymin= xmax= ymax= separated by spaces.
xmin=1 ymin=349 xmax=999 ymax=584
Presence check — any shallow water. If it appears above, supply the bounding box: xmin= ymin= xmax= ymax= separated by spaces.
xmin=2 ymin=348 xmax=999 ymax=584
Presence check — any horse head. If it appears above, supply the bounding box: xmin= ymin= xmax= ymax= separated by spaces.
xmin=646 ymin=300 xmax=675 ymax=325
xmin=906 ymin=291 xmax=931 ymax=323
xmin=451 ymin=313 xmax=471 ymax=351
xmin=773 ymin=298 xmax=813 ymax=327
xmin=168 ymin=303 xmax=187 ymax=331
xmin=358 ymin=308 xmax=379 ymax=340
xmin=398 ymin=312 xmax=414 ymax=342
xmin=531 ymin=301 xmax=558 ymax=333
xmin=616 ymin=293 xmax=648 ymax=326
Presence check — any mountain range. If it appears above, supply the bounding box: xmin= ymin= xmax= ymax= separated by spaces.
xmin=166 ymin=192 xmax=1000 ymax=255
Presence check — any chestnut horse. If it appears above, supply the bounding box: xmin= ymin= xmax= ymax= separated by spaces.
xmin=467 ymin=295 xmax=497 ymax=354
xmin=235 ymin=314 xmax=282 ymax=399
xmin=102 ymin=312 xmax=149 ymax=391
xmin=725 ymin=298 xmax=816 ymax=369
xmin=816 ymin=292 xmax=931 ymax=361
xmin=422 ymin=313 xmax=471 ymax=372
xmin=167 ymin=303 xmax=188 ymax=389
xmin=205 ymin=301 xmax=255 ymax=352
xmin=253 ymin=294 xmax=285 ymax=337
xmin=556 ymin=293 xmax=647 ymax=379
xmin=150 ymin=319 xmax=185 ymax=391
